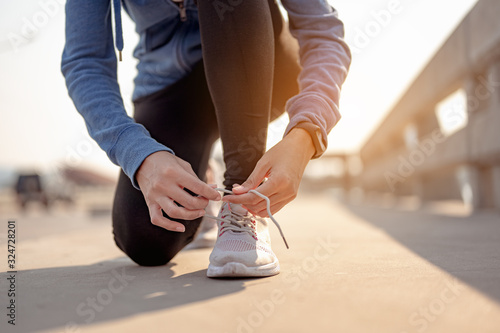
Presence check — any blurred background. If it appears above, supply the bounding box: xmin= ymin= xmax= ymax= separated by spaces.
xmin=0 ymin=0 xmax=499 ymax=216
xmin=1 ymin=1 xmax=500 ymax=333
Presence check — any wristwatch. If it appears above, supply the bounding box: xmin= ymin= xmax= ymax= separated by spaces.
xmin=293 ymin=122 xmax=327 ymax=159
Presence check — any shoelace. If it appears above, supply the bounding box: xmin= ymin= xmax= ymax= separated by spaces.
xmin=205 ymin=188 xmax=289 ymax=249
xmin=208 ymin=203 xmax=258 ymax=240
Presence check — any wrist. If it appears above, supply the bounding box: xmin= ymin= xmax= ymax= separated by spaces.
xmin=136 ymin=151 xmax=167 ymax=186
xmin=287 ymin=127 xmax=316 ymax=160
xmin=290 ymin=122 xmax=327 ymax=159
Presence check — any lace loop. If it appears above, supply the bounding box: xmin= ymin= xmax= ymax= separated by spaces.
xmin=205 ymin=188 xmax=289 ymax=249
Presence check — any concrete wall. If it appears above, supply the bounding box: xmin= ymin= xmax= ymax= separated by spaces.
xmin=358 ymin=0 xmax=500 ymax=210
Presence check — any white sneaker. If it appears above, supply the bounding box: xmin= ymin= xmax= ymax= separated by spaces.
xmin=207 ymin=202 xmax=280 ymax=278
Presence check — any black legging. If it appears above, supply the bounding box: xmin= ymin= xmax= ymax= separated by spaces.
xmin=112 ymin=0 xmax=300 ymax=266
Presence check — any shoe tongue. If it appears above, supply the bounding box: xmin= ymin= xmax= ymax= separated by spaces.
xmin=228 ymin=203 xmax=248 ymax=216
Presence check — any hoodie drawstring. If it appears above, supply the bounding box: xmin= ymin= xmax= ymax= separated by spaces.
xmin=112 ymin=0 xmax=124 ymax=61
xmin=111 ymin=1 xmax=189 ymax=61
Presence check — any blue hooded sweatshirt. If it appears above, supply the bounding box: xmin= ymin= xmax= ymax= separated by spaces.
xmin=61 ymin=0 xmax=351 ymax=189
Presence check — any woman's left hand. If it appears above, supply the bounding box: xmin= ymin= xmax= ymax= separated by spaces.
xmin=223 ymin=128 xmax=316 ymax=217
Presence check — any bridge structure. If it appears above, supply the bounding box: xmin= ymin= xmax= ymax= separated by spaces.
xmin=355 ymin=0 xmax=500 ymax=211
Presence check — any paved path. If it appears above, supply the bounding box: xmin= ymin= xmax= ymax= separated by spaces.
xmin=1 ymin=191 xmax=499 ymax=333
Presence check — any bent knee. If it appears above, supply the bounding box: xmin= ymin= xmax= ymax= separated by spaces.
xmin=114 ymin=237 xmax=180 ymax=267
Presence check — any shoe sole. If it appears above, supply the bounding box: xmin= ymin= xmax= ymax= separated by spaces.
xmin=207 ymin=260 xmax=280 ymax=278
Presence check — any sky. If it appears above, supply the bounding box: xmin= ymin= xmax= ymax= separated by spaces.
xmin=0 ymin=0 xmax=479 ymax=176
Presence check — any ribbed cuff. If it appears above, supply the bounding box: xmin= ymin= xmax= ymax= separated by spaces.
xmin=110 ymin=125 xmax=174 ymax=190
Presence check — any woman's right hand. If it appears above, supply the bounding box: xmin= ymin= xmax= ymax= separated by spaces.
xmin=136 ymin=151 xmax=221 ymax=232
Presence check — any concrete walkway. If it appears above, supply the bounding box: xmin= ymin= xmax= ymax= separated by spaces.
xmin=1 ymin=190 xmax=499 ymax=333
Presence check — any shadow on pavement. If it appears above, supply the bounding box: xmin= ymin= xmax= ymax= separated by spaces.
xmin=343 ymin=204 xmax=500 ymax=303
xmin=0 ymin=257 xmax=245 ymax=332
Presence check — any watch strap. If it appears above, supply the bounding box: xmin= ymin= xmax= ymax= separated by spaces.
xmin=293 ymin=122 xmax=327 ymax=159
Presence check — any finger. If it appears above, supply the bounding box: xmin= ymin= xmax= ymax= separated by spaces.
xmin=225 ymin=177 xmax=279 ymax=205
xmin=148 ymin=203 xmax=186 ymax=232
xmin=248 ymin=178 xmax=279 ymax=198
xmin=255 ymin=200 xmax=289 ymax=218
xmin=175 ymin=157 xmax=221 ymax=200
xmin=183 ymin=175 xmax=221 ymax=201
xmin=157 ymin=197 xmax=206 ymax=221
xmin=223 ymin=191 xmax=262 ymax=206
xmin=170 ymin=187 xmax=209 ymax=210
xmin=232 ymin=160 xmax=269 ymax=194
xmin=246 ymin=195 xmax=284 ymax=217
xmin=244 ymin=193 xmax=282 ymax=215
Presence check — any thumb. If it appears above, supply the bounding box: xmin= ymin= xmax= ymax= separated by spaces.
xmin=233 ymin=161 xmax=269 ymax=194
